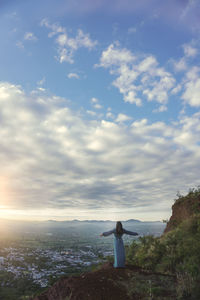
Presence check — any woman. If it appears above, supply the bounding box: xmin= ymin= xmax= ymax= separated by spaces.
xmin=100 ymin=221 xmax=138 ymax=268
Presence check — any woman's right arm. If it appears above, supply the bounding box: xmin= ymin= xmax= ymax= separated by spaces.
xmin=101 ymin=229 xmax=115 ymax=237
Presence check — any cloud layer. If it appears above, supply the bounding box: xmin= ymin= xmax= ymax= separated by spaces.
xmin=0 ymin=82 xmax=200 ymax=219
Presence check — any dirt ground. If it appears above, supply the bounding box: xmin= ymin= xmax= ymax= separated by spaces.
xmin=32 ymin=263 xmax=176 ymax=300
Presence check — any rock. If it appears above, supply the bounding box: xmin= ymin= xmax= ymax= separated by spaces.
xmin=164 ymin=190 xmax=200 ymax=234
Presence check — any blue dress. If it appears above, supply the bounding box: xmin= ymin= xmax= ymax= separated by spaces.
xmin=102 ymin=228 xmax=138 ymax=268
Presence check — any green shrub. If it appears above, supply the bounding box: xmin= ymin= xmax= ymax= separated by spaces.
xmin=126 ymin=206 xmax=200 ymax=297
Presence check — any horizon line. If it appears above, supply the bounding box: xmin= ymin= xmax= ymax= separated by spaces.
xmin=0 ymin=217 xmax=163 ymax=223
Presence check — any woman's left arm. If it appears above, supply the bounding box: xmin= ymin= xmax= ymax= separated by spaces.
xmin=123 ymin=229 xmax=139 ymax=236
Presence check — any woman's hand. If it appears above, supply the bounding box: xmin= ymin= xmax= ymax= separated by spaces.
xmin=100 ymin=233 xmax=103 ymax=237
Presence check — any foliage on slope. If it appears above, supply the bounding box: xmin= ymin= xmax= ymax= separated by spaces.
xmin=127 ymin=187 xmax=200 ymax=299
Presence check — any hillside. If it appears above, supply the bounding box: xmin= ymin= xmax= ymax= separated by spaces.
xmin=32 ymin=263 xmax=176 ymax=300
xmin=32 ymin=187 xmax=200 ymax=300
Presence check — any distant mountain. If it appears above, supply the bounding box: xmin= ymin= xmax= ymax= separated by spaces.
xmin=76 ymin=220 xmax=113 ymax=223
xmin=124 ymin=219 xmax=141 ymax=223
xmin=45 ymin=219 xmax=161 ymax=223
xmin=70 ymin=219 xmax=161 ymax=223
xmin=71 ymin=219 xmax=142 ymax=223
xmin=1 ymin=218 xmax=162 ymax=224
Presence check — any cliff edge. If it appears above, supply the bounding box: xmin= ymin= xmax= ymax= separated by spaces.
xmin=164 ymin=188 xmax=200 ymax=234
xmin=32 ymin=263 xmax=176 ymax=300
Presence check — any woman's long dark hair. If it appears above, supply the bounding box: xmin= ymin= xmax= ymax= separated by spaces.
xmin=116 ymin=221 xmax=123 ymax=235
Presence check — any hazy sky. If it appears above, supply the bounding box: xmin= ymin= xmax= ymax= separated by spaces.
xmin=0 ymin=0 xmax=200 ymax=221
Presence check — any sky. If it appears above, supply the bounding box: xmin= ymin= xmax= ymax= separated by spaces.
xmin=0 ymin=0 xmax=200 ymax=222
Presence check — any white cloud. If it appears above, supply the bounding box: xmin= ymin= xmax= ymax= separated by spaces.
xmin=37 ymin=77 xmax=46 ymax=86
xmin=170 ymin=41 xmax=200 ymax=108
xmin=16 ymin=32 xmax=37 ymax=52
xmin=115 ymin=113 xmax=132 ymax=123
xmin=24 ymin=32 xmax=37 ymax=41
xmin=173 ymin=57 xmax=187 ymax=72
xmin=143 ymin=73 xmax=175 ymax=104
xmin=1 ymin=82 xmax=200 ymax=220
xmin=185 ymin=65 xmax=200 ymax=80
xmin=171 ymin=84 xmax=182 ymax=95
xmin=16 ymin=41 xmax=24 ymax=49
xmin=90 ymin=97 xmax=102 ymax=109
xmin=173 ymin=41 xmax=199 ymax=73
xmin=138 ymin=56 xmax=157 ymax=72
xmin=40 ymin=18 xmax=65 ymax=37
xmin=41 ymin=19 xmax=97 ymax=64
xmin=173 ymin=112 xmax=200 ymax=151
xmin=98 ymin=42 xmax=135 ymax=68
xmin=106 ymin=111 xmax=114 ymax=119
xmin=183 ymin=44 xmax=198 ymax=57
xmin=86 ymin=110 xmax=96 ymax=116
xmin=98 ymin=43 xmax=175 ymax=107
xmin=68 ymin=73 xmax=79 ymax=79
xmin=124 ymin=91 xmax=142 ymax=106
xmin=182 ymin=67 xmax=200 ymax=107
xmin=91 ymin=97 xmax=98 ymax=103
xmin=153 ymin=105 xmax=167 ymax=113
xmin=93 ymin=103 xmax=102 ymax=109
xmin=37 ymin=87 xmax=46 ymax=92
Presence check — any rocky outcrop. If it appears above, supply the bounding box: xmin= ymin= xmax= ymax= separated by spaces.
xmin=31 ymin=263 xmax=176 ymax=300
xmin=164 ymin=191 xmax=200 ymax=234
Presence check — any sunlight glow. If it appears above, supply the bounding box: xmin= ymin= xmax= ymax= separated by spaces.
xmin=0 ymin=176 xmax=10 ymax=206
xmin=0 ymin=206 xmax=169 ymax=222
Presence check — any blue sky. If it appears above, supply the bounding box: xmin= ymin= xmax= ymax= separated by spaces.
xmin=0 ymin=0 xmax=200 ymax=221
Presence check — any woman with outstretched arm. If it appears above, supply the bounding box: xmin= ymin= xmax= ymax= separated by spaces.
xmin=100 ymin=221 xmax=139 ymax=268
